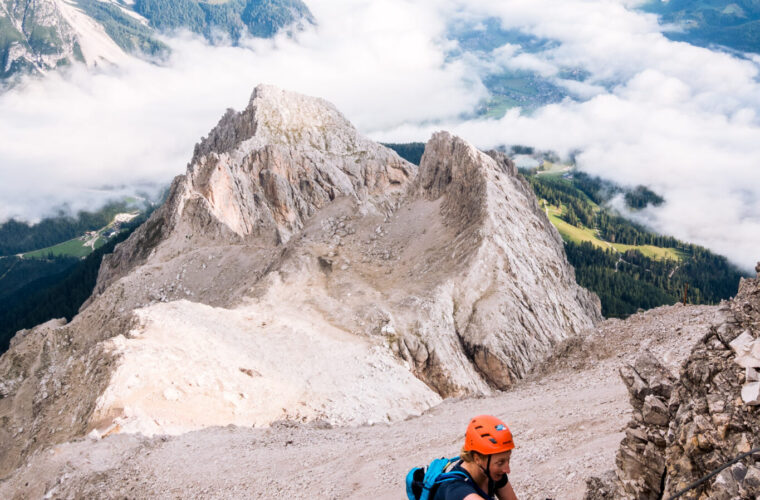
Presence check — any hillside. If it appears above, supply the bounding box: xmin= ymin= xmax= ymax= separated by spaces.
xmin=0 ymin=299 xmax=724 ymax=499
xmin=0 ymin=210 xmax=149 ymax=354
xmin=0 ymin=200 xmax=148 ymax=256
xmin=133 ymin=0 xmax=313 ymax=41
xmin=385 ymin=142 xmax=746 ymax=317
xmin=641 ymin=0 xmax=760 ymax=54
xmin=528 ymin=170 xmax=745 ymax=316
xmin=0 ymin=201 xmax=154 ymax=354
xmin=0 ymin=0 xmax=313 ymax=83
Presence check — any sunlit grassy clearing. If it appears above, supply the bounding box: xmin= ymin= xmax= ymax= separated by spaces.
xmin=23 ymin=236 xmax=105 ymax=259
xmin=544 ymin=203 xmax=686 ymax=262
xmin=535 ymin=162 xmax=570 ymax=176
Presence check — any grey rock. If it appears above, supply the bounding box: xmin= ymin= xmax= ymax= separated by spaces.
xmin=642 ymin=395 xmax=669 ymax=426
xmin=590 ymin=275 xmax=760 ymax=500
xmin=743 ymin=465 xmax=760 ymax=491
xmin=713 ymin=467 xmax=740 ymax=499
xmin=584 ymin=471 xmax=620 ymax=500
xmin=0 ymin=86 xmax=602 ymax=478
xmin=588 ymin=351 xmax=675 ymax=499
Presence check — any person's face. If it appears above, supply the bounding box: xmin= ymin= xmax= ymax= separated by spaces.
xmin=486 ymin=450 xmax=512 ymax=480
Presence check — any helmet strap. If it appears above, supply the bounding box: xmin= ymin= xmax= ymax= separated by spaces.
xmin=479 ymin=454 xmax=496 ymax=496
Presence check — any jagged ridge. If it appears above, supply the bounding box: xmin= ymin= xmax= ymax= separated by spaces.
xmin=0 ymin=85 xmax=601 ymax=478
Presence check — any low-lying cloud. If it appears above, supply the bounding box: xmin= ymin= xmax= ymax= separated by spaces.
xmin=0 ymin=0 xmax=759 ymax=270
xmin=375 ymin=0 xmax=760 ymax=271
xmin=0 ymin=0 xmax=481 ymax=220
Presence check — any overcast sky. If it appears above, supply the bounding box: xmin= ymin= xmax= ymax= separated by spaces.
xmin=1 ymin=0 xmax=759 ymax=270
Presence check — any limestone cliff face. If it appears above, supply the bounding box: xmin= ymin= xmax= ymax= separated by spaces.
xmin=0 ymin=85 xmax=601 ymax=478
xmin=586 ymin=272 xmax=760 ymax=500
xmin=400 ymin=132 xmax=602 ymax=392
xmin=93 ymin=85 xmax=413 ymax=297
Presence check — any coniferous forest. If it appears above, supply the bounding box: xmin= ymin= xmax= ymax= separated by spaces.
xmin=525 ymin=171 xmax=745 ymax=317
xmin=0 ymin=201 xmax=138 ymax=256
xmin=0 ymin=213 xmax=148 ymax=354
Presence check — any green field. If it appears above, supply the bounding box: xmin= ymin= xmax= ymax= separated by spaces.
xmin=522 ymin=168 xmax=745 ymax=317
xmin=544 ymin=203 xmax=686 ymax=261
xmin=536 ymin=162 xmax=571 ymax=177
xmin=23 ymin=235 xmax=105 ymax=259
xmin=19 ymin=210 xmax=138 ymax=259
xmin=480 ymin=95 xmax=520 ymax=118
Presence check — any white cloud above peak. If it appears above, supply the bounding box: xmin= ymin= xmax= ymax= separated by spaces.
xmin=1 ymin=0 xmax=759 ymax=270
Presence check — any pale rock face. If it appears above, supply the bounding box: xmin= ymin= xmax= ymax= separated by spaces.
xmin=404 ymin=132 xmax=602 ymax=391
xmin=0 ymin=0 xmax=129 ymax=78
xmin=91 ymin=299 xmax=441 ymax=436
xmin=94 ymin=85 xmax=414 ymax=294
xmin=0 ymin=85 xmax=601 ymax=477
xmin=51 ymin=0 xmax=130 ymax=68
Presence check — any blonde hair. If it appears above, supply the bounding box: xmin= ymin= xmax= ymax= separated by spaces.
xmin=460 ymin=447 xmax=484 ymax=463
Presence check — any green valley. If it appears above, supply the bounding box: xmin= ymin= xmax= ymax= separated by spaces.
xmin=0 ymin=207 xmax=150 ymax=353
xmin=524 ymin=168 xmax=745 ymax=317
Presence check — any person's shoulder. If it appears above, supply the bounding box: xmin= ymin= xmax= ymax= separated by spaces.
xmin=433 ymin=474 xmax=480 ymax=500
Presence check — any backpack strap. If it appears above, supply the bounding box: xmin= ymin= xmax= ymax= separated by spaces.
xmin=421 ymin=458 xmax=468 ymax=500
xmin=435 ymin=471 xmax=470 ymax=483
xmin=406 ymin=456 xmax=467 ymax=500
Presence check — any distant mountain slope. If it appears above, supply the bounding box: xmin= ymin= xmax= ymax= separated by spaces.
xmin=0 ymin=214 xmax=146 ymax=354
xmin=525 ymin=170 xmax=746 ymax=316
xmin=133 ymin=0 xmax=313 ymax=41
xmin=0 ymin=200 xmax=147 ymax=256
xmin=0 ymin=0 xmax=82 ymax=80
xmin=0 ymin=201 xmax=154 ymax=355
xmin=0 ymin=0 xmax=313 ymax=83
xmin=642 ymin=0 xmax=760 ymax=54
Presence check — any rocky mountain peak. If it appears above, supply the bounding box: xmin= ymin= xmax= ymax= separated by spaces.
xmin=0 ymin=86 xmax=601 ymax=479
xmin=94 ymin=86 xmax=414 ymax=293
xmin=193 ymin=84 xmax=370 ymax=160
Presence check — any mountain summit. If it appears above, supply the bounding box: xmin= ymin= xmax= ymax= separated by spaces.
xmin=0 ymin=85 xmax=600 ymax=476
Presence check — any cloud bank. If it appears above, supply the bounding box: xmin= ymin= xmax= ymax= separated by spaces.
xmin=0 ymin=0 xmax=481 ymax=220
xmin=376 ymin=1 xmax=760 ymax=271
xmin=0 ymin=0 xmax=759 ymax=270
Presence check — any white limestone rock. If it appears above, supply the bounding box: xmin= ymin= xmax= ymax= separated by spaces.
xmin=730 ymin=330 xmax=760 ymax=368
xmin=742 ymin=382 xmax=760 ymax=406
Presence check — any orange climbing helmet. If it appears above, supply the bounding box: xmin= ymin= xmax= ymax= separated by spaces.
xmin=463 ymin=415 xmax=515 ymax=455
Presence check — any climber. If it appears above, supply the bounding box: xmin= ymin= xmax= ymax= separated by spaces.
xmin=432 ymin=414 xmax=519 ymax=500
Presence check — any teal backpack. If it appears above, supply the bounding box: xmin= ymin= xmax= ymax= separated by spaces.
xmin=406 ymin=456 xmax=469 ymax=500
